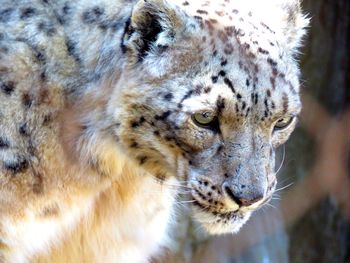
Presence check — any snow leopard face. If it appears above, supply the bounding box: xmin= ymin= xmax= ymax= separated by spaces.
xmin=111 ymin=0 xmax=308 ymax=233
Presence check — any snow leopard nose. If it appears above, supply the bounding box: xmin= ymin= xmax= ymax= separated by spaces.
xmin=222 ymin=182 xmax=264 ymax=207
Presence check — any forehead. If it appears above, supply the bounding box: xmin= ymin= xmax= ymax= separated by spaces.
xmin=167 ymin=0 xmax=301 ymax=116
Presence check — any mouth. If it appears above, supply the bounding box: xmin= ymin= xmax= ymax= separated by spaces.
xmin=190 ymin=197 xmax=251 ymax=234
xmin=186 ymin=179 xmax=275 ymax=234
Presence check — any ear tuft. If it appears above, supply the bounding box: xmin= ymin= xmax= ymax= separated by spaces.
xmin=248 ymin=0 xmax=309 ymax=54
xmin=122 ymin=0 xmax=181 ymax=63
xmin=280 ymin=0 xmax=310 ymax=53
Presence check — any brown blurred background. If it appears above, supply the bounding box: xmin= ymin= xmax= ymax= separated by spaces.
xmin=163 ymin=0 xmax=350 ymax=262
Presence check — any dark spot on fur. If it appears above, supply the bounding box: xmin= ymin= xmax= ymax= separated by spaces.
xmin=235 ymin=103 xmax=239 ymax=113
xmin=223 ymin=78 xmax=235 ymax=93
xmin=42 ymin=114 xmax=53 ymax=126
xmin=130 ymin=141 xmax=139 ymax=148
xmin=34 ymin=49 xmax=46 ymax=63
xmin=211 ymin=76 xmax=218 ymax=83
xmin=282 ymin=93 xmax=289 ymax=114
xmin=139 ymin=116 xmax=146 ymax=124
xmin=155 ymin=173 xmax=166 ymax=181
xmin=41 ymin=204 xmax=60 ymax=217
xmin=138 ymin=155 xmax=148 ymax=165
xmin=264 ymin=98 xmax=268 ymax=108
xmin=261 ymin=22 xmax=275 ymax=34
xmin=178 ymin=90 xmax=193 ymax=108
xmin=216 ymin=97 xmax=226 ymax=112
xmin=37 ymin=21 xmax=57 ymax=37
xmin=62 ymin=2 xmax=70 ymax=15
xmin=194 ymin=84 xmax=203 ymax=94
xmin=242 ymin=101 xmax=246 ymax=110
xmin=27 ymin=143 xmax=36 ymax=156
xmin=40 ymin=71 xmax=47 ymax=81
xmin=182 ymin=1 xmax=189 ymax=6
xmin=270 ymin=76 xmax=276 ymax=89
xmin=204 ymin=86 xmax=212 ymax=93
xmin=196 ymin=9 xmax=208 ymax=15
xmin=258 ymin=47 xmax=269 ymax=55
xmin=194 ymin=15 xmax=203 ymax=21
xmin=220 ymin=59 xmax=227 ymax=66
xmin=0 ymin=8 xmax=14 ymax=23
xmin=82 ymin=6 xmax=104 ymax=24
xmin=218 ymin=70 xmax=226 ymax=77
xmin=38 ymin=89 xmax=50 ymax=104
xmin=217 ymin=145 xmax=224 ymax=153
xmin=131 ymin=120 xmax=140 ymax=128
xmin=155 ymin=110 xmax=171 ymax=121
xmin=1 ymin=81 xmax=15 ymax=95
xmin=22 ymin=93 xmax=33 ymax=108
xmin=164 ymin=93 xmax=173 ymax=101
xmin=19 ymin=123 xmax=30 ymax=136
xmin=254 ymin=94 xmax=259 ymax=104
xmin=4 ymin=158 xmax=29 ymax=174
xmin=65 ymin=38 xmax=81 ymax=63
xmin=215 ymin=10 xmax=224 ymax=16
xmin=157 ymin=44 xmax=168 ymax=52
xmin=164 ymin=135 xmax=173 ymax=142
xmin=20 ymin=7 xmax=37 ymax=20
xmin=236 ymin=93 xmax=242 ymax=100
xmin=224 ymin=43 xmax=234 ymax=54
xmin=33 ymin=172 xmax=44 ymax=194
xmin=267 ymin=58 xmax=277 ymax=67
xmin=0 ymin=138 xmax=9 ymax=148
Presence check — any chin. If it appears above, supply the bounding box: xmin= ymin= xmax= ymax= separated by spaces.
xmin=191 ymin=204 xmax=252 ymax=235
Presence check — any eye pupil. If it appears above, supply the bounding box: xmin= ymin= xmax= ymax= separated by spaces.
xmin=203 ymin=112 xmax=211 ymax=118
xmin=192 ymin=111 xmax=216 ymax=126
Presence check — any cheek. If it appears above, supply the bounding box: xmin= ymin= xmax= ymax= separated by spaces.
xmin=271 ymin=122 xmax=297 ymax=147
xmin=271 ymin=130 xmax=292 ymax=148
xmin=174 ymin=122 xmax=219 ymax=152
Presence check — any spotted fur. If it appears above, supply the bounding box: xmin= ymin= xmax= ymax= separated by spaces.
xmin=0 ymin=0 xmax=308 ymax=262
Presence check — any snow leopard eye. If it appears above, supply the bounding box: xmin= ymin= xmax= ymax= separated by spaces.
xmin=273 ymin=116 xmax=295 ymax=131
xmin=192 ymin=111 xmax=217 ymax=128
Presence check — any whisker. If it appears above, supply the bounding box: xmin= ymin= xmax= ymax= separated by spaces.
xmin=275 ymin=145 xmax=286 ymax=175
xmin=276 ymin=176 xmax=294 ymax=188
xmin=274 ymin=182 xmax=294 ymax=193
xmin=265 ymin=203 xmax=277 ymax=210
xmin=271 ymin=197 xmax=281 ymax=200
xmin=157 ymin=182 xmax=191 ymax=189
xmin=175 ymin=200 xmax=196 ymax=204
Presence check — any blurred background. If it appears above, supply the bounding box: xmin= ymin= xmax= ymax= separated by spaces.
xmin=164 ymin=0 xmax=350 ymax=262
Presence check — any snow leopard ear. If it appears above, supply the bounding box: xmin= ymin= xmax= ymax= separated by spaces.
xmin=122 ymin=0 xmax=182 ymax=64
xmin=279 ymin=0 xmax=309 ymax=53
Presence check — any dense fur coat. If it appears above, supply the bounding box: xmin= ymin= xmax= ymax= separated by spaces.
xmin=0 ymin=0 xmax=308 ymax=262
